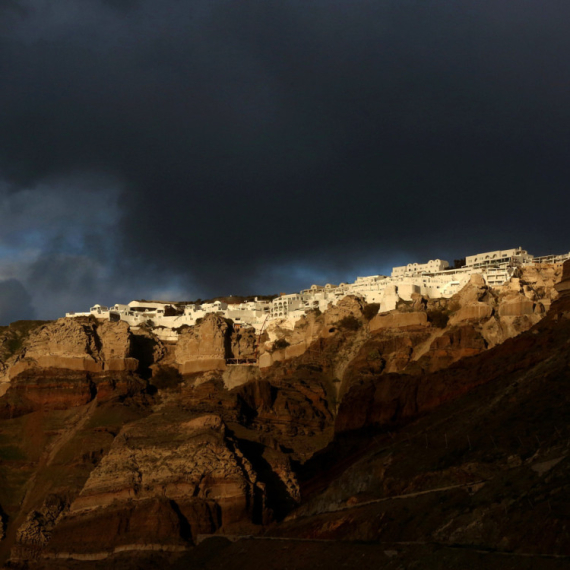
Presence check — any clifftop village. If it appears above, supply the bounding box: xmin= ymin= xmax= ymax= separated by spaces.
xmin=66 ymin=247 xmax=570 ymax=341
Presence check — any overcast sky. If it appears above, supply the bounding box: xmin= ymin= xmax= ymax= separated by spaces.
xmin=1 ymin=0 xmax=569 ymax=323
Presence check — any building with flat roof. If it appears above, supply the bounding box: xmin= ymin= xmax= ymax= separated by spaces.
xmin=66 ymin=246 xmax=570 ymax=341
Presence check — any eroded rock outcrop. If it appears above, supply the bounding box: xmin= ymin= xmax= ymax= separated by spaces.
xmin=334 ymin=264 xmax=569 ymax=436
xmin=13 ymin=495 xmax=68 ymax=560
xmin=0 ymin=321 xmax=50 ymax=395
xmin=175 ymin=315 xmax=230 ymax=374
xmin=0 ymin=262 xmax=567 ymax=569
xmin=555 ymin=260 xmax=570 ymax=295
xmin=259 ymin=297 xmax=365 ymax=368
xmin=47 ymin=414 xmax=266 ymax=556
xmin=8 ymin=318 xmax=137 ymax=379
xmin=335 ymin=265 xmax=565 ymax=398
xmin=271 ymin=283 xmax=570 ymax=564
xmin=0 ymin=320 xmax=150 ymax=418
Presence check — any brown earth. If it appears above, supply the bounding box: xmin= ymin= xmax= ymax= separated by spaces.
xmin=0 ymin=262 xmax=567 ymax=569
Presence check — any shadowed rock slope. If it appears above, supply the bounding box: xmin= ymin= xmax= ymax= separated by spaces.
xmin=0 ymin=262 xmax=567 ymax=569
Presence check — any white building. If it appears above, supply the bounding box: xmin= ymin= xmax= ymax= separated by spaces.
xmin=392 ymin=259 xmax=450 ymax=278
xmin=66 ymin=247 xmax=570 ymax=342
xmin=465 ymin=247 xmax=533 ymax=268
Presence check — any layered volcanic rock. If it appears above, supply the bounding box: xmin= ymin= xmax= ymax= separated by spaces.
xmin=175 ymin=314 xmax=230 ymax=374
xmin=259 ymin=296 xmax=365 ymax=368
xmin=9 ymin=318 xmax=137 ymax=378
xmin=553 ymin=260 xmax=570 ymax=296
xmin=411 ymin=324 xmax=488 ymax=373
xmin=0 ymin=321 xmax=51 ymax=396
xmin=369 ymin=310 xmax=428 ymax=331
xmin=0 ymin=319 xmax=146 ymax=418
xmin=266 ymin=283 xmax=570 ymax=565
xmin=334 ymin=279 xmax=570 ymax=435
xmin=0 ymin=262 xmax=568 ymax=569
xmin=45 ymin=413 xmax=265 ymax=557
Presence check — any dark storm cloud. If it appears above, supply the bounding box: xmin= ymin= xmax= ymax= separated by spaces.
xmin=1 ymin=0 xmax=570 ymax=318
xmin=0 ymin=0 xmax=27 ymax=17
xmin=0 ymin=279 xmax=35 ymax=324
xmin=100 ymin=0 xmax=140 ymax=11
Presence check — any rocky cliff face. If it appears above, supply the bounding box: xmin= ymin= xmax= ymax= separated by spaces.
xmin=264 ymin=278 xmax=570 ymax=566
xmin=0 ymin=321 xmax=50 ymax=396
xmin=0 ymin=318 xmax=145 ymax=420
xmin=174 ymin=314 xmax=257 ymax=377
xmin=11 ymin=318 xmax=137 ymax=376
xmin=0 ymin=263 xmax=567 ymax=569
xmin=45 ymin=414 xmax=265 ymax=557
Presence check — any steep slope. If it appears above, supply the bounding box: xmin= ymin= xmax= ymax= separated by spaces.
xmin=0 ymin=262 xmax=566 ymax=568
xmin=260 ymin=264 xmax=570 ymax=563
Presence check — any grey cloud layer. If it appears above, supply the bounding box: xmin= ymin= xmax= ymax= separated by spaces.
xmin=0 ymin=0 xmax=569 ymax=321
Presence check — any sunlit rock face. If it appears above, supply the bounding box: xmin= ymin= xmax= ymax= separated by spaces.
xmin=10 ymin=318 xmax=137 ymax=377
xmin=44 ymin=414 xmax=266 ymax=556
xmin=175 ymin=314 xmax=230 ymax=375
xmin=174 ymin=314 xmax=258 ymax=374
xmin=0 ymin=263 xmax=567 ymax=568
xmin=0 ymin=318 xmax=144 ymax=418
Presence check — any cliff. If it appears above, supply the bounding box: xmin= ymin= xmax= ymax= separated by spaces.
xmin=0 ymin=263 xmax=567 ymax=569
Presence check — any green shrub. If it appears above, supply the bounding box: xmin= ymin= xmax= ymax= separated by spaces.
xmin=338 ymin=315 xmax=361 ymax=331
xmin=274 ymin=338 xmax=290 ymax=350
xmin=367 ymin=349 xmax=382 ymax=361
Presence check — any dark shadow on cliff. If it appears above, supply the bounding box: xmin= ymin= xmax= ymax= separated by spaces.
xmin=130 ymin=333 xmax=160 ymax=380
xmin=230 ymin=435 xmax=297 ymax=522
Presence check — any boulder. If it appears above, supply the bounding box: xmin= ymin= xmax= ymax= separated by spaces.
xmin=449 ymin=274 xmax=487 ymax=306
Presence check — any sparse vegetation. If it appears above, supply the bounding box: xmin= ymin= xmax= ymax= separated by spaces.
xmin=273 ymin=338 xmax=290 ymax=350
xmin=367 ymin=349 xmax=382 ymax=361
xmin=0 ymin=320 xmax=50 ymax=360
xmin=338 ymin=315 xmax=361 ymax=331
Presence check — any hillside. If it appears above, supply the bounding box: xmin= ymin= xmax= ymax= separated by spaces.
xmin=0 ymin=262 xmax=567 ymax=568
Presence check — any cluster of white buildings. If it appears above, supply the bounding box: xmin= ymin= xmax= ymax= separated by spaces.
xmin=66 ymin=247 xmax=569 ymax=341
